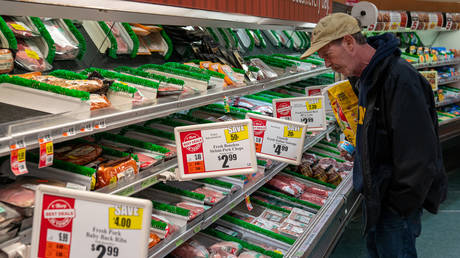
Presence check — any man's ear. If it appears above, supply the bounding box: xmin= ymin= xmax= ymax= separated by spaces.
xmin=342 ymin=34 xmax=355 ymax=52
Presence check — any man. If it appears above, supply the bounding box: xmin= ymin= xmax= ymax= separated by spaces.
xmin=301 ymin=13 xmax=447 ymax=257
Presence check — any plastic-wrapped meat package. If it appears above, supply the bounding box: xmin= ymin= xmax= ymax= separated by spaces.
xmin=192 ymin=187 xmax=225 ymax=205
xmin=300 ymin=192 xmax=327 ymax=206
xmin=210 ymin=251 xmax=237 ymax=258
xmin=89 ymin=94 xmax=111 ymax=110
xmin=337 ymin=161 xmax=353 ymax=176
xmin=31 ymin=75 xmax=105 ymax=92
xmin=233 ymin=98 xmax=256 ymax=110
xmin=95 ymin=156 xmax=139 ymax=189
xmin=156 ymin=143 xmax=176 ymax=159
xmin=0 ymin=202 xmax=22 ymax=227
xmin=4 ymin=17 xmax=39 ymax=38
xmin=171 ymin=240 xmax=210 ymax=258
xmin=43 ymin=19 xmax=79 ymax=60
xmin=259 ymin=209 xmax=286 ymax=224
xmin=287 ymin=208 xmax=314 ymax=224
xmin=209 ymin=241 xmax=242 ymax=256
xmin=105 ymin=22 xmax=131 ymax=54
xmin=311 ymin=164 xmax=329 ymax=183
xmin=238 ymin=251 xmax=269 ymax=258
xmin=304 ymin=185 xmax=331 ymax=197
xmin=326 ymin=170 xmax=342 ymax=186
xmin=252 ymin=105 xmax=273 ymax=116
xmin=151 ymin=214 xmax=178 ymax=238
xmin=273 ymin=175 xmax=307 ymax=193
xmin=148 ymin=232 xmax=161 ymax=248
xmin=0 ymin=185 xmax=35 ymax=208
xmin=15 ymin=39 xmax=51 ymax=72
xmin=317 ymin=158 xmax=339 ymax=170
xmin=55 ymin=143 xmax=102 ymax=165
xmin=267 ymin=177 xmax=300 ymax=196
xmin=141 ymin=32 xmax=167 ymax=54
xmin=279 ymin=219 xmax=307 ymax=238
xmin=301 ymin=153 xmax=318 ymax=166
xmin=229 ymin=211 xmax=256 ymax=223
xmin=135 ymin=152 xmax=162 ymax=170
xmin=251 ymin=217 xmax=280 ymax=233
xmin=249 ymin=58 xmax=278 ymax=79
xmin=176 ymin=202 xmax=204 ymax=220
xmin=0 ymin=49 xmax=14 ymax=74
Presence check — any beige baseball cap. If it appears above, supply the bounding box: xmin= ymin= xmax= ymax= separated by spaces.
xmin=300 ymin=13 xmax=361 ymax=59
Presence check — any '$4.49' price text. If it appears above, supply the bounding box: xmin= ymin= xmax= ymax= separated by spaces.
xmin=91 ymin=244 xmax=119 ymax=258
xmin=217 ymin=154 xmax=237 ymax=168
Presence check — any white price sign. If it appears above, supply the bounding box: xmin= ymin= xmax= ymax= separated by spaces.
xmin=305 ymin=85 xmax=332 ymax=113
xmin=175 ymin=119 xmax=257 ymax=180
xmin=273 ymin=96 xmax=327 ymax=132
xmin=30 ymin=185 xmax=151 ymax=258
xmin=246 ymin=113 xmax=307 ymax=165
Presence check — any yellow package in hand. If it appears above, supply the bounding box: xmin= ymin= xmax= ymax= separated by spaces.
xmin=327 ymin=80 xmax=359 ymax=146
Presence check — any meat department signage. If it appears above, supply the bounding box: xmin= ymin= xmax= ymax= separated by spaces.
xmin=133 ymin=0 xmax=332 ymax=23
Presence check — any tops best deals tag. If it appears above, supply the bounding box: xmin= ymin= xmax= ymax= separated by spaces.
xmin=273 ymin=96 xmax=327 ymax=132
xmin=175 ymin=119 xmax=257 ymax=180
xmin=246 ymin=113 xmax=307 ymax=165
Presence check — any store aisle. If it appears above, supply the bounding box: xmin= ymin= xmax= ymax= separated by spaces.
xmin=330 ymin=167 xmax=460 ymax=258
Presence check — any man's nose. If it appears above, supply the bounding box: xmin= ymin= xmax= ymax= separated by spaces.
xmin=324 ymin=59 xmax=332 ymax=68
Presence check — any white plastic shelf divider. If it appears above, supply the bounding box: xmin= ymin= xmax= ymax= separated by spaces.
xmin=147 ymin=125 xmax=337 ymax=258
xmin=0 ymin=67 xmax=332 ymax=157
xmin=0 ymin=0 xmax=316 ymax=30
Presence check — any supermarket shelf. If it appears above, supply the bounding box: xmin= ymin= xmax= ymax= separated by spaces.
xmin=436 ymin=95 xmax=460 ymax=108
xmin=147 ymin=125 xmax=336 ymax=258
xmin=96 ymin=159 xmax=177 ymax=196
xmin=0 ymin=67 xmax=332 ymax=158
xmin=439 ymin=76 xmax=460 ymax=86
xmin=413 ymin=58 xmax=460 ymax=69
xmin=286 ymin=172 xmax=361 ymax=258
xmin=0 ymin=0 xmax=316 ymax=30
xmin=439 ymin=116 xmax=460 ymax=142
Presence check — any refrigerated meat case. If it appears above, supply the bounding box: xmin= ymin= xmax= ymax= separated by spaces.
xmin=1 ymin=2 xmax=460 ymax=258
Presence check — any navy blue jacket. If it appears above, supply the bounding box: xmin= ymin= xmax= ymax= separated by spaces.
xmin=352 ymin=33 xmax=447 ymax=233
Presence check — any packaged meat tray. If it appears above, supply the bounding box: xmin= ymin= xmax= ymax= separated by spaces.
xmin=151 ymin=214 xmax=178 ymax=239
xmin=259 ymin=209 xmax=286 ymax=224
xmin=0 ymin=202 xmax=22 ymax=229
xmin=300 ymin=192 xmax=327 ymax=206
xmin=279 ymin=219 xmax=307 ymax=238
xmin=287 ymin=207 xmax=314 ymax=224
xmin=15 ymin=39 xmax=52 ymax=72
xmin=176 ymin=201 xmax=205 ymax=220
xmin=105 ymin=22 xmax=133 ymax=55
xmin=0 ymin=49 xmax=14 ymax=74
xmin=148 ymin=231 xmax=161 ymax=248
xmin=209 ymin=241 xmax=243 ymax=256
xmin=4 ymin=16 xmax=39 ymax=38
xmin=192 ymin=187 xmax=225 ymax=205
xmin=30 ymin=75 xmax=105 ymax=92
xmin=95 ymin=155 xmax=139 ymax=189
xmin=238 ymin=251 xmax=269 ymax=258
xmin=43 ymin=19 xmax=79 ymax=60
xmin=267 ymin=177 xmax=300 ymax=196
xmin=250 ymin=217 xmax=281 ymax=233
xmin=171 ymin=239 xmax=210 ymax=258
xmin=55 ymin=143 xmax=102 ymax=166
xmin=229 ymin=211 xmax=257 ymax=223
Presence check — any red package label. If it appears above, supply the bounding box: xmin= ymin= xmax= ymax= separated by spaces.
xmin=250 ymin=117 xmax=267 ymax=153
xmin=275 ymin=101 xmax=292 ymax=119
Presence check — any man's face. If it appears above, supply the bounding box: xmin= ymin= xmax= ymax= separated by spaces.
xmin=318 ymin=40 xmax=354 ymax=77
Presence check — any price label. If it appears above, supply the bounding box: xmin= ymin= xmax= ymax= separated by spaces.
xmin=39 ymin=135 xmax=53 ymax=168
xmin=247 ymin=113 xmax=307 ymax=165
xmin=25 ymin=49 xmax=40 ymax=60
xmin=62 ymin=127 xmax=76 ymax=137
xmin=273 ymin=96 xmax=327 ymax=132
xmin=175 ymin=120 xmax=257 ymax=180
xmin=11 ymin=23 xmax=27 ymax=31
xmin=306 ymin=85 xmax=332 ymax=113
xmin=108 ymin=206 xmax=143 ymax=230
xmin=31 ymin=185 xmax=152 ymax=258
xmin=94 ymin=120 xmax=106 ymax=130
xmin=80 ymin=123 xmax=93 ymax=133
xmin=245 ymin=194 xmax=253 ymax=211
xmin=9 ymin=139 xmax=28 ymax=175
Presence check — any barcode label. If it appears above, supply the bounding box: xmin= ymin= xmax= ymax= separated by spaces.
xmin=94 ymin=120 xmax=106 ymax=129
xmin=46 ymin=156 xmax=53 ymax=163
xmin=19 ymin=163 xmax=27 ymax=173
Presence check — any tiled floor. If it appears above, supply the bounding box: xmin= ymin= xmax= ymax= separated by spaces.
xmin=330 ymin=165 xmax=460 ymax=258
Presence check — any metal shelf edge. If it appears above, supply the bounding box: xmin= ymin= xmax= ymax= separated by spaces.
xmin=0 ymin=68 xmax=331 ymax=157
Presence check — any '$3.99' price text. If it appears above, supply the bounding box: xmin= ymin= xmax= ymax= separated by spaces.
xmin=91 ymin=244 xmax=119 ymax=258
xmin=217 ymin=154 xmax=237 ymax=168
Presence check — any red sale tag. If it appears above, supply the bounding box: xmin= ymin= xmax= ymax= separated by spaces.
xmin=94 ymin=120 xmax=106 ymax=130
xmin=39 ymin=135 xmax=53 ymax=168
xmin=10 ymin=140 xmax=28 ymax=176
